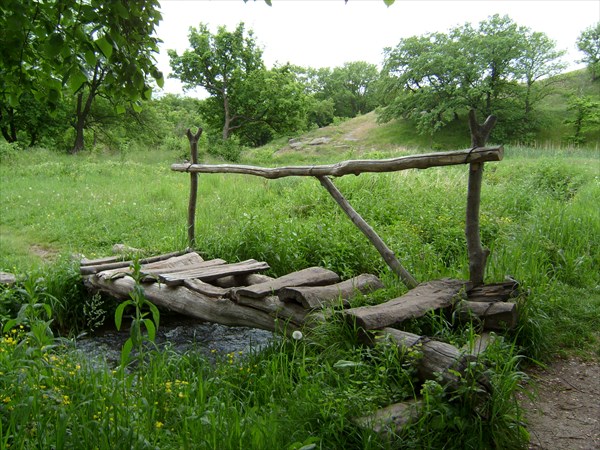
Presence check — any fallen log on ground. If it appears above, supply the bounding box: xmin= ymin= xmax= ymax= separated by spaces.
xmin=80 ymin=250 xmax=187 ymax=275
xmin=86 ymin=275 xmax=298 ymax=334
xmin=158 ymin=259 xmax=270 ymax=286
xmin=354 ymin=399 xmax=422 ymax=436
xmin=466 ymin=280 xmax=519 ymax=302
xmin=236 ymin=295 xmax=308 ymax=326
xmin=279 ymin=273 xmax=384 ymax=310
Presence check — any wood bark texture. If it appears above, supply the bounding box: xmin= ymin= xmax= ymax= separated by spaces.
xmin=158 ymin=259 xmax=269 ymax=286
xmin=232 ymin=267 xmax=340 ymax=299
xmin=455 ymin=301 xmax=518 ymax=330
xmin=354 ymin=400 xmax=422 ymax=436
xmin=171 ymin=146 xmax=503 ymax=179
xmin=278 ymin=273 xmax=384 ymax=310
xmin=79 ymin=250 xmax=187 ymax=275
xmin=186 ymin=127 xmax=203 ymax=248
xmin=344 ymin=279 xmax=467 ymax=330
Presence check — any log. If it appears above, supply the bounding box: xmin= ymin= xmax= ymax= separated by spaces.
xmin=354 ymin=399 xmax=422 ymax=435
xmin=159 ymin=259 xmax=270 ymax=286
xmin=236 ymin=295 xmax=308 ymax=326
xmin=378 ymin=328 xmax=485 ymax=393
xmin=318 ymin=175 xmax=418 ymax=289
xmin=86 ymin=274 xmax=297 ymax=333
xmin=183 ymin=279 xmax=231 ymax=298
xmin=170 ymin=146 xmax=504 ymax=179
xmin=344 ymin=279 xmax=467 ymax=330
xmin=232 ymin=267 xmax=341 ymax=299
xmin=186 ymin=128 xmax=203 ymax=248
xmin=465 ymin=111 xmax=497 ymax=286
xmin=80 ymin=250 xmax=187 ymax=275
xmin=213 ymin=273 xmax=275 ymax=289
xmin=454 ymin=301 xmax=518 ymax=330
xmin=467 ymin=280 xmax=519 ymax=302
xmin=278 ymin=273 xmax=384 ymax=310
xmin=141 ymin=252 xmax=205 ymax=270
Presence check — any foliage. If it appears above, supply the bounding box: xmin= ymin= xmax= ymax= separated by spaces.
xmin=169 ymin=23 xmax=308 ymax=146
xmin=576 ymin=22 xmax=600 ymax=81
xmin=0 ymin=0 xmax=164 ymax=152
xmin=564 ymin=95 xmax=600 ymax=144
xmin=114 ymin=258 xmax=160 ymax=367
xmin=379 ymin=14 xmax=566 ymax=140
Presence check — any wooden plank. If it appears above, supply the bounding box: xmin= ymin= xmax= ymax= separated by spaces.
xmin=279 ymin=274 xmax=384 ymax=310
xmin=183 ymin=279 xmax=230 ymax=298
xmin=454 ymin=301 xmax=518 ymax=330
xmin=80 ymin=255 xmax=123 ymax=267
xmin=80 ymin=250 xmax=187 ymax=275
xmin=213 ymin=273 xmax=275 ymax=288
xmin=232 ymin=267 xmax=341 ymax=299
xmin=159 ymin=259 xmax=270 ymax=286
xmin=171 ymin=146 xmax=504 ymax=179
xmin=344 ymin=279 xmax=467 ymax=330
xmin=97 ymin=253 xmax=213 ymax=281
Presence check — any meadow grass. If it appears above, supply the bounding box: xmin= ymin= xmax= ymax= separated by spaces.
xmin=0 ymin=140 xmax=599 ymax=448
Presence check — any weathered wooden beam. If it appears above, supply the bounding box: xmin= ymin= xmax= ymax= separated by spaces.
xmin=232 ymin=267 xmax=340 ymax=299
xmin=354 ymin=399 xmax=422 ymax=436
xmin=344 ymin=279 xmax=467 ymax=330
xmin=79 ymin=250 xmax=187 ymax=275
xmin=454 ymin=301 xmax=518 ymax=330
xmin=466 ymin=280 xmax=519 ymax=303
xmin=86 ymin=274 xmax=298 ymax=333
xmin=213 ymin=273 xmax=275 ymax=288
xmin=171 ymin=146 xmax=503 ymax=179
xmin=466 ymin=111 xmax=497 ymax=286
xmin=159 ymin=259 xmax=269 ymax=286
xmin=279 ymin=273 xmax=384 ymax=310
xmin=186 ymin=127 xmax=203 ymax=249
xmin=236 ymin=295 xmax=308 ymax=326
xmin=95 ymin=252 xmax=209 ymax=280
xmin=318 ymin=175 xmax=418 ymax=289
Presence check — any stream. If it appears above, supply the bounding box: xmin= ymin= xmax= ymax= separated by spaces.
xmin=73 ymin=313 xmax=277 ymax=367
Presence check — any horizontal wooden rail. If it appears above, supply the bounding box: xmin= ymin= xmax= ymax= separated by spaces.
xmin=171 ymin=146 xmax=503 ymax=179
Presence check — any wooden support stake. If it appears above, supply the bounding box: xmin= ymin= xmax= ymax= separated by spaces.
xmin=466 ymin=111 xmax=496 ymax=286
xmin=186 ymin=127 xmax=203 ymax=249
xmin=317 ymin=175 xmax=418 ymax=289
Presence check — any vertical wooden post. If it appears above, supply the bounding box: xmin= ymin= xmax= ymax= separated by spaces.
xmin=317 ymin=175 xmax=418 ymax=289
xmin=466 ymin=110 xmax=496 ymax=286
xmin=186 ymin=128 xmax=203 ymax=249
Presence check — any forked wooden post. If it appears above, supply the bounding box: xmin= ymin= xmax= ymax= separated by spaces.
xmin=466 ymin=110 xmax=497 ymax=286
xmin=186 ymin=128 xmax=203 ymax=249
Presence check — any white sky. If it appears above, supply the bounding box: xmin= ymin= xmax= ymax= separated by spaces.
xmin=155 ymin=0 xmax=600 ymax=97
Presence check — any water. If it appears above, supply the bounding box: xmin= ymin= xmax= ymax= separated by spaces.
xmin=73 ymin=313 xmax=277 ymax=366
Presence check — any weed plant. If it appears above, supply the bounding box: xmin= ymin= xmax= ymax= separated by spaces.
xmin=0 ymin=139 xmax=598 ymax=448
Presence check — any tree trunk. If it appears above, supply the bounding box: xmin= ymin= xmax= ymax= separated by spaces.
xmin=0 ymin=107 xmax=17 ymax=143
xmin=71 ymin=64 xmax=101 ymax=154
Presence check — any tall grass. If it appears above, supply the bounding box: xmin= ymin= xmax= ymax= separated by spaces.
xmin=1 ymin=141 xmax=598 ymax=448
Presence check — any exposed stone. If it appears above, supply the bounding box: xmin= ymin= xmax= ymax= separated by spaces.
xmin=308 ymin=137 xmax=331 ymax=145
xmin=0 ymin=272 xmax=17 ymax=286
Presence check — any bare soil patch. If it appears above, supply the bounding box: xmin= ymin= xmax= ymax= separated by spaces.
xmin=521 ymin=358 xmax=600 ymax=449
xmin=29 ymin=244 xmax=59 ymax=262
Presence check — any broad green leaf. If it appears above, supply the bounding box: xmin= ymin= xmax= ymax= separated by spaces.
xmin=95 ymin=36 xmax=113 ymax=59
xmin=121 ymin=338 xmax=133 ymax=366
xmin=115 ymin=2 xmax=129 ymax=19
xmin=383 ymin=0 xmax=395 ymax=6
xmin=264 ymin=0 xmax=272 ymax=5
xmin=333 ymin=360 xmax=363 ymax=369
xmin=132 ymin=102 xmax=142 ymax=113
xmin=84 ymin=50 xmax=97 ymax=67
xmin=143 ymin=319 xmax=156 ymax=342
xmin=115 ymin=104 xmax=126 ymax=114
xmin=114 ymin=300 xmax=132 ymax=330
xmin=148 ymin=302 xmax=160 ymax=329
xmin=68 ymin=70 xmax=88 ymax=93
xmin=47 ymin=33 xmax=64 ymax=57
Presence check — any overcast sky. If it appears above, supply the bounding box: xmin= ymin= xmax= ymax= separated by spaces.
xmin=155 ymin=0 xmax=600 ymax=97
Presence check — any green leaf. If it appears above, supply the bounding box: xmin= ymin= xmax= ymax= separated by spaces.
xmin=148 ymin=302 xmax=160 ymax=330
xmin=84 ymin=50 xmax=97 ymax=67
xmin=115 ymin=104 xmax=126 ymax=114
xmin=143 ymin=318 xmax=156 ymax=342
xmin=68 ymin=70 xmax=88 ymax=93
xmin=333 ymin=360 xmax=363 ymax=369
xmin=47 ymin=33 xmax=64 ymax=57
xmin=121 ymin=338 xmax=133 ymax=366
xmin=95 ymin=36 xmax=113 ymax=59
xmin=114 ymin=300 xmax=132 ymax=330
xmin=131 ymin=102 xmax=142 ymax=113
xmin=264 ymin=0 xmax=272 ymax=5
xmin=383 ymin=0 xmax=395 ymax=6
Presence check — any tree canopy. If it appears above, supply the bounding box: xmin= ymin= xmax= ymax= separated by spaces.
xmin=0 ymin=0 xmax=164 ymax=151
xmin=577 ymin=23 xmax=600 ymax=81
xmin=378 ymin=14 xmax=566 ymax=138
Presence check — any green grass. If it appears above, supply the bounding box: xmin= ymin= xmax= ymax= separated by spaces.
xmin=1 ymin=124 xmax=599 ymax=448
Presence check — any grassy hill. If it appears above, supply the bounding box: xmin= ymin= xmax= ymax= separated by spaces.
xmin=246 ymin=69 xmax=598 ymax=162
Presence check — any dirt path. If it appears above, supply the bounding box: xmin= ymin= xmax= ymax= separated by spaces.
xmin=521 ymin=358 xmax=600 ymax=449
